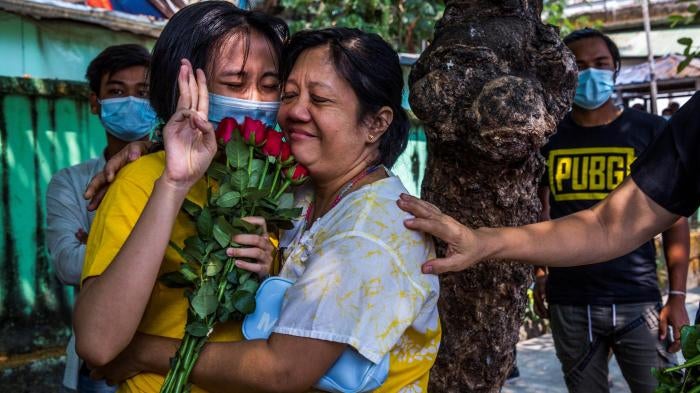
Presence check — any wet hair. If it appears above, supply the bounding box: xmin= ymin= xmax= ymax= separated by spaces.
xmin=86 ymin=44 xmax=151 ymax=95
xmin=149 ymin=1 xmax=288 ymax=121
xmin=564 ymin=28 xmax=622 ymax=77
xmin=281 ymin=27 xmax=409 ymax=167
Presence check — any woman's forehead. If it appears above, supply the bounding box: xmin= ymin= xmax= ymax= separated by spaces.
xmin=211 ymin=30 xmax=279 ymax=74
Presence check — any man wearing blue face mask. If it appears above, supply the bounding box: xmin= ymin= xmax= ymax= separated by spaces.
xmin=534 ymin=28 xmax=690 ymax=393
xmin=46 ymin=44 xmax=157 ymax=393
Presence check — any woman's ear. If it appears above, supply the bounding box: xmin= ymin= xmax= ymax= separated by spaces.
xmin=367 ymin=106 xmax=393 ymax=143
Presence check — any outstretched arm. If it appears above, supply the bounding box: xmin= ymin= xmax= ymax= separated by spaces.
xmin=398 ymin=177 xmax=680 ymax=274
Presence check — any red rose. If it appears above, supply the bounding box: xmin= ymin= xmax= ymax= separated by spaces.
xmin=215 ymin=117 xmax=237 ymax=144
xmin=261 ymin=128 xmax=283 ymax=157
xmin=284 ymin=164 xmax=309 ymax=185
xmin=279 ymin=141 xmax=294 ymax=166
xmin=240 ymin=117 xmax=267 ymax=146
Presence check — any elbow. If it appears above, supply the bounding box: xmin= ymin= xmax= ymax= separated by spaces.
xmin=75 ymin=334 xmax=115 ymax=368
xmin=73 ymin=308 xmax=120 ymax=367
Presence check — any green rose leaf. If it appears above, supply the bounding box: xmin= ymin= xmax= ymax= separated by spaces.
xmin=213 ymin=216 xmax=234 ymax=248
xmin=205 ymin=241 xmax=218 ymax=254
xmin=238 ymin=271 xmax=252 ymax=285
xmin=192 ymin=292 xmax=218 ymax=319
xmin=243 ymin=188 xmax=268 ymax=202
xmin=217 ymin=191 xmax=241 ymax=208
xmin=186 ymin=321 xmax=210 ymax=337
xmin=240 ymin=277 xmax=259 ymax=293
xmin=257 ymin=198 xmax=278 ymax=210
xmin=277 ymin=207 xmax=303 ymax=219
xmin=196 ymin=208 xmax=213 ymax=238
xmin=184 ymin=236 xmax=206 ymax=255
xmin=181 ymin=264 xmax=199 ymax=281
xmin=183 ymin=246 xmax=204 ymax=264
xmin=205 ymin=260 xmax=223 ymax=277
xmin=277 ymin=193 xmax=294 ymax=209
xmin=226 ymin=138 xmax=249 ymax=168
xmin=219 ymin=182 xmax=233 ymax=195
xmin=211 ymin=248 xmax=229 ymax=261
xmin=214 ymin=225 xmax=231 ymax=247
xmin=168 ymin=241 xmax=187 ymax=260
xmin=232 ymin=290 xmax=256 ymax=314
xmin=226 ymin=270 xmax=238 ymax=284
xmin=681 ymin=325 xmax=700 ymax=359
xmin=206 ymin=161 xmax=229 ymax=182
xmin=181 ymin=199 xmax=202 ymax=217
xmin=230 ymin=171 xmax=250 ymax=193
xmin=248 ymin=159 xmax=266 ymax=187
xmin=231 ymin=217 xmax=260 ymax=234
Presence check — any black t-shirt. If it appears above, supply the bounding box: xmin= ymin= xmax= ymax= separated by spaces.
xmin=632 ymin=91 xmax=700 ymax=216
xmin=541 ymin=108 xmax=667 ymax=305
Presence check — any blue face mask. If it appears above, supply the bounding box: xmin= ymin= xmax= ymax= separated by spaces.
xmin=99 ymin=97 xmax=158 ymax=141
xmin=208 ymin=93 xmax=280 ymax=128
xmin=573 ymin=68 xmax=615 ymax=110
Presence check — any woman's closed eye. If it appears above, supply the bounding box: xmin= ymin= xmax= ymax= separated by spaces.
xmin=310 ymin=94 xmax=332 ymax=104
xmin=281 ymin=91 xmax=298 ymax=102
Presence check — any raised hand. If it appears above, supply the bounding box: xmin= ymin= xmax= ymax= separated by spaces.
xmin=162 ymin=59 xmax=217 ymax=190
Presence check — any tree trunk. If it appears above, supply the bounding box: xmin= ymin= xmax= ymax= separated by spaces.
xmin=408 ymin=1 xmax=577 ymax=391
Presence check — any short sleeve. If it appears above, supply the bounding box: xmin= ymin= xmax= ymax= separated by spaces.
xmin=81 ymin=175 xmax=152 ymax=284
xmin=274 ymin=233 xmax=429 ymax=364
xmin=631 ymin=93 xmax=700 ymax=217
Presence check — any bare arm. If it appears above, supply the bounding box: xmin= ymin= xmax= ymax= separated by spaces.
xmin=74 ymin=177 xmax=191 ymax=366
xmin=96 ymin=333 xmax=344 ymax=393
xmin=398 ymin=177 xmax=681 ymax=273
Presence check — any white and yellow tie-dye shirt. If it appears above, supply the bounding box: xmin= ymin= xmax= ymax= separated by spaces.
xmin=276 ymin=175 xmax=441 ymax=392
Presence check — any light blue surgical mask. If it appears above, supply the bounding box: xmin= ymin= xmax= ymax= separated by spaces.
xmin=573 ymin=68 xmax=615 ymax=110
xmin=99 ymin=96 xmax=158 ymax=141
xmin=208 ymin=93 xmax=280 ymax=128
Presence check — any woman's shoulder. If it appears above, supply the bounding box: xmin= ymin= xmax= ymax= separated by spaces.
xmin=329 ymin=176 xmax=424 ymax=245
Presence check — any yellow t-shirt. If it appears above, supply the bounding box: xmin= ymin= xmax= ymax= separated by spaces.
xmin=82 ymin=151 xmax=242 ymax=393
xmin=277 ymin=176 xmax=441 ymax=392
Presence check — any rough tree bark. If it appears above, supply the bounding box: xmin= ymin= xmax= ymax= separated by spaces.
xmin=408 ymin=0 xmax=577 ymax=391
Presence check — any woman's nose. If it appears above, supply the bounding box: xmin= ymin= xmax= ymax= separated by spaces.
xmin=282 ymin=97 xmax=311 ymax=123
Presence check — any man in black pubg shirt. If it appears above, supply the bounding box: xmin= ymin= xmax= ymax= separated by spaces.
xmin=535 ymin=28 xmax=690 ymax=393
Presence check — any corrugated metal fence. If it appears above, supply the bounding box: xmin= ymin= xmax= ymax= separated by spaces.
xmin=0 ymin=76 xmax=105 ymax=354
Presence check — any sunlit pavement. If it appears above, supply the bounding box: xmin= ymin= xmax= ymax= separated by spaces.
xmin=503 ymin=288 xmax=700 ymax=393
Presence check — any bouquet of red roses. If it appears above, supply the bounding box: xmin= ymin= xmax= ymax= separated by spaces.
xmin=159 ymin=117 xmax=308 ymax=393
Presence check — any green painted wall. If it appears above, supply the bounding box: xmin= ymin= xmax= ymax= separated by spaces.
xmin=0 ymin=10 xmax=155 ymax=81
xmin=0 ymin=76 xmax=105 ymax=354
xmin=0 ymin=9 xmax=154 ymax=355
